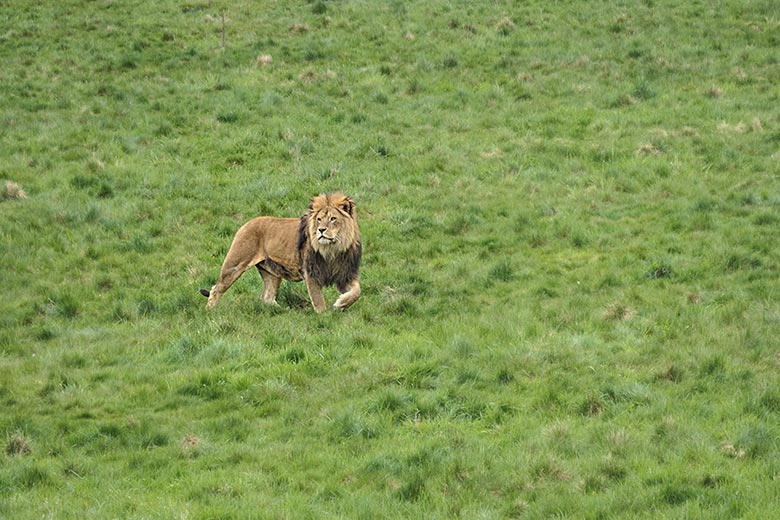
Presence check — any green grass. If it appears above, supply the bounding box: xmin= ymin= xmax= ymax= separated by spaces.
xmin=2 ymin=0 xmax=780 ymax=517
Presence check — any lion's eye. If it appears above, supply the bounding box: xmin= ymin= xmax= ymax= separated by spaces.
xmin=330 ymin=216 xmax=337 ymax=223
xmin=316 ymin=217 xmax=321 ymax=222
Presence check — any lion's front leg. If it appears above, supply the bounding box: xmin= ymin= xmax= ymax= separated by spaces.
xmin=304 ymin=275 xmax=328 ymax=313
xmin=334 ymin=278 xmax=361 ymax=310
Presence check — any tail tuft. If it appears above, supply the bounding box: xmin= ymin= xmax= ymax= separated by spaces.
xmin=199 ymin=289 xmax=210 ymax=298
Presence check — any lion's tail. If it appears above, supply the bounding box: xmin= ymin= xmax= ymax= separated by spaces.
xmin=199 ymin=289 xmax=210 ymax=298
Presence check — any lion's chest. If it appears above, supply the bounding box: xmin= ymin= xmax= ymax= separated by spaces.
xmin=303 ymin=245 xmax=361 ymax=292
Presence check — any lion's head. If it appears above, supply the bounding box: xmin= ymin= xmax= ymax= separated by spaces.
xmin=302 ymin=192 xmax=359 ymax=257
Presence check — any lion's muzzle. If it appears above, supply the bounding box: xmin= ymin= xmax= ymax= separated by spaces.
xmin=317 ymin=229 xmax=336 ymax=244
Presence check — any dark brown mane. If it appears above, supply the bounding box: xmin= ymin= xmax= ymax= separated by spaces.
xmin=302 ymin=241 xmax=362 ymax=292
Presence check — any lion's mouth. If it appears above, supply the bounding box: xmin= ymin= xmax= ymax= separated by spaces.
xmin=317 ymin=235 xmax=336 ymax=244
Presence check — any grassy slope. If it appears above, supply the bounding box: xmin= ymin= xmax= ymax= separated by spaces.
xmin=1 ymin=0 xmax=779 ymax=518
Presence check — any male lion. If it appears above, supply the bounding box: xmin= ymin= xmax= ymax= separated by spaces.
xmin=200 ymin=193 xmax=361 ymax=313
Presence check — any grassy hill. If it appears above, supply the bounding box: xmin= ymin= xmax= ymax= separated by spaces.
xmin=2 ymin=0 xmax=779 ymax=517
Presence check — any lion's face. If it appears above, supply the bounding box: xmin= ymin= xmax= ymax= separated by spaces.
xmin=305 ymin=193 xmax=358 ymax=255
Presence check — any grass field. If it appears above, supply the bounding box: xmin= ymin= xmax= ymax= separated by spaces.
xmin=2 ymin=0 xmax=780 ymax=517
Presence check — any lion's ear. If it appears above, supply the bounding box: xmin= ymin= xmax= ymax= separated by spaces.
xmin=341 ymin=198 xmax=355 ymax=216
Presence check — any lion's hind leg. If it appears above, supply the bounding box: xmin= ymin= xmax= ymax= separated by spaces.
xmin=205 ymin=263 xmax=253 ymax=308
xmin=206 ymin=247 xmax=263 ymax=308
xmin=205 ymin=223 xmax=267 ymax=309
xmin=257 ymin=266 xmax=282 ymax=305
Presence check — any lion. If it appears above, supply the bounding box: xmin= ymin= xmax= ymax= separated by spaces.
xmin=200 ymin=192 xmax=361 ymax=313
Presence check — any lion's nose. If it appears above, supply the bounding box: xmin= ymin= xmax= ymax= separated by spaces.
xmin=318 ymin=227 xmax=326 ymax=234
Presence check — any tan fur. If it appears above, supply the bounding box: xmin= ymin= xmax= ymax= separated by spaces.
xmin=203 ymin=193 xmax=361 ymax=313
